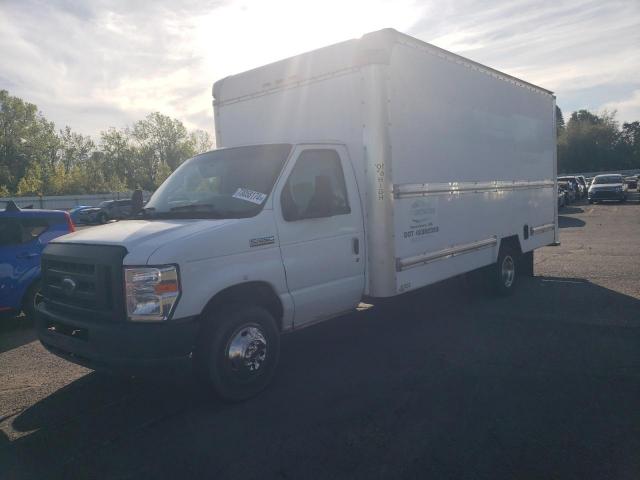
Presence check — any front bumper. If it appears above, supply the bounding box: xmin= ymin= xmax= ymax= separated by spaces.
xmin=588 ymin=190 xmax=625 ymax=201
xmin=36 ymin=302 xmax=200 ymax=377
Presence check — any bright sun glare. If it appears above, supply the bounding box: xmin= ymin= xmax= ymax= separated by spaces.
xmin=196 ymin=0 xmax=424 ymax=78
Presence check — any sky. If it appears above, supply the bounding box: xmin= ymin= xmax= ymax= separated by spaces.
xmin=1 ymin=0 xmax=639 ymax=140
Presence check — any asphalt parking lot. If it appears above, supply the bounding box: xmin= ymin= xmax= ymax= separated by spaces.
xmin=1 ymin=194 xmax=639 ymax=480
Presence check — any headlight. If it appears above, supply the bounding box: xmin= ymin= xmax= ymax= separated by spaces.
xmin=125 ymin=265 xmax=180 ymax=321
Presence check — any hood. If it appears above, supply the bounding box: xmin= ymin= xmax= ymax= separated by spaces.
xmin=589 ymin=183 xmax=622 ymax=190
xmin=53 ymin=219 xmax=239 ymax=263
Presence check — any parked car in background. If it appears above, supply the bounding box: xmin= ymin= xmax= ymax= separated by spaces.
xmin=68 ymin=205 xmax=93 ymax=225
xmin=624 ymin=176 xmax=638 ymax=190
xmin=557 ymin=186 xmax=566 ymax=208
xmin=558 ymin=176 xmax=584 ymax=200
xmin=0 ymin=202 xmax=75 ymax=318
xmin=558 ymin=181 xmax=575 ymax=203
xmin=576 ymin=176 xmax=588 ymax=194
xmin=588 ymin=174 xmax=628 ymax=203
xmin=77 ymin=199 xmax=132 ymax=224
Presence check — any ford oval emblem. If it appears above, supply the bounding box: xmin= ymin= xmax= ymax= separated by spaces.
xmin=61 ymin=277 xmax=77 ymax=295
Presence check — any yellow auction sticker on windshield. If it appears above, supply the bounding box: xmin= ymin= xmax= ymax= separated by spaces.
xmin=232 ymin=188 xmax=267 ymax=205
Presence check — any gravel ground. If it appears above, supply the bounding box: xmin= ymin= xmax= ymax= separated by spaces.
xmin=1 ymin=194 xmax=639 ymax=479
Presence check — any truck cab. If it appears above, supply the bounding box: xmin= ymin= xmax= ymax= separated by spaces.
xmin=37 ymin=143 xmax=365 ymax=400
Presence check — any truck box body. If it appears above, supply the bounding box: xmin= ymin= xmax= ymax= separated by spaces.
xmin=213 ymin=28 xmax=557 ymax=298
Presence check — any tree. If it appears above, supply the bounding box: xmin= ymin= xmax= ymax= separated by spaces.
xmin=190 ymin=130 xmax=214 ymax=154
xmin=557 ymin=109 xmax=628 ymax=173
xmin=100 ymin=128 xmax=136 ymax=189
xmin=59 ymin=126 xmax=95 ymax=173
xmin=16 ymin=163 xmax=44 ymax=195
xmin=0 ymin=90 xmax=59 ymax=194
xmin=128 ymin=112 xmax=202 ymax=189
xmin=555 ymin=105 xmax=565 ymax=137
xmin=620 ymin=121 xmax=640 ymax=167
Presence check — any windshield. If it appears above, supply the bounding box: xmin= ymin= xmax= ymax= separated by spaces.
xmin=143 ymin=144 xmax=292 ymax=219
xmin=592 ymin=175 xmax=622 ymax=185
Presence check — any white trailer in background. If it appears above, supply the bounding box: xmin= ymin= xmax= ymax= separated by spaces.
xmin=38 ymin=29 xmax=557 ymax=400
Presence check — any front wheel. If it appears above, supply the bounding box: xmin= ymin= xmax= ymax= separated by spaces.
xmin=196 ymin=305 xmax=280 ymax=402
xmin=22 ymin=280 xmax=43 ymax=319
xmin=97 ymin=212 xmax=108 ymax=224
xmin=491 ymin=245 xmax=519 ymax=296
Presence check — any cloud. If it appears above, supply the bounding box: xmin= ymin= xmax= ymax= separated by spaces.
xmin=0 ymin=0 xmax=227 ymax=136
xmin=0 ymin=0 xmax=639 ymax=137
xmin=602 ymin=90 xmax=640 ymax=125
xmin=408 ymin=0 xmax=640 ymax=122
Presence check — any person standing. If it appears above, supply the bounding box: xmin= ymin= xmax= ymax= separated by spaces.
xmin=131 ymin=186 xmax=143 ymax=217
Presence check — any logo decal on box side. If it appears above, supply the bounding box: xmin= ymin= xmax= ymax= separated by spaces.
xmin=402 ymin=197 xmax=439 ymax=241
xmin=250 ymin=236 xmax=275 ymax=248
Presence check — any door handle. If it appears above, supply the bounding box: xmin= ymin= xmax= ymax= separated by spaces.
xmin=17 ymin=252 xmax=39 ymax=259
xmin=352 ymin=237 xmax=360 ymax=255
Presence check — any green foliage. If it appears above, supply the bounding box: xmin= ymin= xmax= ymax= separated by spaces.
xmin=2 ymin=89 xmax=638 ymax=194
xmin=0 ymin=90 xmax=60 ymax=194
xmin=557 ymin=109 xmax=639 ymax=173
xmin=0 ymin=90 xmax=214 ymax=196
xmin=556 ymin=105 xmax=565 ymax=137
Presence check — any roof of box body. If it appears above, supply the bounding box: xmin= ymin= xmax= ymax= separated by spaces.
xmin=212 ymin=28 xmax=553 ymax=106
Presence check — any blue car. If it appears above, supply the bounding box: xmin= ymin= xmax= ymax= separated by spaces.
xmin=68 ymin=205 xmax=93 ymax=225
xmin=0 ymin=201 xmax=75 ymax=317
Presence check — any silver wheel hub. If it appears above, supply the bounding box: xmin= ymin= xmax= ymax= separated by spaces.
xmin=227 ymin=326 xmax=267 ymax=375
xmin=501 ymin=255 xmax=515 ymax=288
xmin=33 ymin=291 xmax=43 ymax=308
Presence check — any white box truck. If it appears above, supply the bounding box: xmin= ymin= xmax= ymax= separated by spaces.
xmin=37 ymin=28 xmax=557 ymax=400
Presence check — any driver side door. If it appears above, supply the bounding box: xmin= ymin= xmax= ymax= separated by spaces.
xmin=274 ymin=145 xmax=365 ymax=327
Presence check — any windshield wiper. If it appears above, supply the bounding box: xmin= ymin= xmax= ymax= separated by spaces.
xmin=169 ymin=204 xmax=216 ymax=212
xmin=138 ymin=203 xmax=249 ymax=219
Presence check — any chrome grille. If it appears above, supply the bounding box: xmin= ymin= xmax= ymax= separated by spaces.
xmin=41 ymin=243 xmax=127 ymax=321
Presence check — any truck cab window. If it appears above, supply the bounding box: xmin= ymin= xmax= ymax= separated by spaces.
xmin=281 ymin=149 xmax=350 ymax=221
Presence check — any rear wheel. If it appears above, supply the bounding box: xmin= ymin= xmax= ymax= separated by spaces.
xmin=196 ymin=305 xmax=280 ymax=402
xmin=491 ymin=244 xmax=519 ymax=296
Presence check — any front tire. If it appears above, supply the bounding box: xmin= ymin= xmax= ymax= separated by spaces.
xmin=491 ymin=245 xmax=519 ymax=296
xmin=97 ymin=212 xmax=108 ymax=224
xmin=196 ymin=305 xmax=280 ymax=402
xmin=22 ymin=280 xmax=43 ymax=319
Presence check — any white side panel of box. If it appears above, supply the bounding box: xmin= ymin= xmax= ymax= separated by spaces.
xmin=387 ymin=42 xmax=556 ymax=294
xmin=215 ymin=71 xmax=365 ymax=180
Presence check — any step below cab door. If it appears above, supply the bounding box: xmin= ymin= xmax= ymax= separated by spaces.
xmin=274 ymin=145 xmax=364 ymax=327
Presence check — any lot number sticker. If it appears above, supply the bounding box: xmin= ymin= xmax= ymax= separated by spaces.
xmin=233 ymin=188 xmax=267 ymax=205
